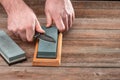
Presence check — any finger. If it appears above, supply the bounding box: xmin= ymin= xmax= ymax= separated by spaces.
xmin=53 ymin=16 xmax=65 ymax=32
xmin=45 ymin=12 xmax=52 ymax=27
xmin=8 ymin=25 xmax=20 ymax=38
xmin=18 ymin=30 xmax=27 ymax=42
xmin=8 ymin=25 xmax=17 ymax=33
xmin=62 ymin=14 xmax=69 ymax=31
xmin=35 ymin=19 xmax=45 ymax=33
xmin=72 ymin=12 xmax=75 ymax=22
xmin=68 ymin=14 xmax=73 ymax=28
xmin=26 ymin=26 xmax=35 ymax=42
xmin=7 ymin=22 xmax=14 ymax=32
xmin=14 ymin=32 xmax=19 ymax=38
xmin=7 ymin=26 xmax=12 ymax=32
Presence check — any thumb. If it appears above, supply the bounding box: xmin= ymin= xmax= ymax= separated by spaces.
xmin=45 ymin=11 xmax=52 ymax=27
xmin=35 ymin=19 xmax=45 ymax=33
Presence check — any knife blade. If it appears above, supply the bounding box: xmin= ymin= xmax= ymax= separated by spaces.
xmin=34 ymin=32 xmax=56 ymax=43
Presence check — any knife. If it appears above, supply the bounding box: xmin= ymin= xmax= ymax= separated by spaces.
xmin=34 ymin=31 xmax=56 ymax=43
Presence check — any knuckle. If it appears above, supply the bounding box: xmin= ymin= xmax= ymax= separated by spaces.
xmin=62 ymin=14 xmax=66 ymax=19
xmin=27 ymin=35 xmax=33 ymax=42
xmin=59 ymin=27 xmax=65 ymax=32
xmin=54 ymin=15 xmax=60 ymax=20
xmin=13 ymin=29 xmax=17 ymax=32
xmin=62 ymin=26 xmax=66 ymax=31
xmin=8 ymin=28 xmax=17 ymax=32
xmin=26 ymin=26 xmax=32 ymax=29
xmin=65 ymin=11 xmax=72 ymax=17
xmin=66 ymin=13 xmax=70 ymax=16
xmin=8 ymin=27 xmax=12 ymax=32
xmin=27 ymin=38 xmax=33 ymax=42
xmin=18 ymin=28 xmax=24 ymax=32
xmin=8 ymin=26 xmax=12 ymax=32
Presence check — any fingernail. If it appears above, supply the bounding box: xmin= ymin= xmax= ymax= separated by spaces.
xmin=41 ymin=30 xmax=45 ymax=33
xmin=46 ymin=24 xmax=49 ymax=27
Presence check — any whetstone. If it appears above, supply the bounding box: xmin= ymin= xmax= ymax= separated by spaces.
xmin=33 ymin=26 xmax=63 ymax=66
xmin=37 ymin=26 xmax=58 ymax=58
xmin=0 ymin=30 xmax=26 ymax=65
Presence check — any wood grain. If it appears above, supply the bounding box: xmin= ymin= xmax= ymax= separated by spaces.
xmin=0 ymin=67 xmax=120 ymax=80
xmin=0 ymin=18 xmax=120 ymax=67
xmin=1 ymin=1 xmax=120 ymax=18
xmin=0 ymin=0 xmax=120 ymax=79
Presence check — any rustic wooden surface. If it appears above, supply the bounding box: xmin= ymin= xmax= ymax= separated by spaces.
xmin=1 ymin=0 xmax=120 ymax=18
xmin=0 ymin=0 xmax=120 ymax=80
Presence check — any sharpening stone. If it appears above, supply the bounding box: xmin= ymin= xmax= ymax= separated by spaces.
xmin=33 ymin=26 xmax=63 ymax=66
xmin=0 ymin=30 xmax=26 ymax=65
xmin=37 ymin=26 xmax=58 ymax=58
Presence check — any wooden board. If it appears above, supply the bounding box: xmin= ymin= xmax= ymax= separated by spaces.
xmin=0 ymin=67 xmax=120 ymax=80
xmin=32 ymin=33 xmax=62 ymax=66
xmin=0 ymin=18 xmax=120 ymax=67
xmin=1 ymin=1 xmax=120 ymax=18
xmin=0 ymin=0 xmax=120 ymax=79
xmin=0 ymin=20 xmax=120 ymax=79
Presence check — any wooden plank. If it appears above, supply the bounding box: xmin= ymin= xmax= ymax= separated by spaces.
xmin=75 ymin=8 xmax=120 ymax=18
xmin=72 ymin=1 xmax=120 ymax=9
xmin=0 ymin=18 xmax=120 ymax=67
xmin=0 ymin=67 xmax=120 ymax=80
xmin=0 ymin=39 xmax=120 ymax=67
xmin=63 ymin=29 xmax=120 ymax=40
xmin=24 ymin=1 xmax=120 ymax=18
xmin=24 ymin=0 xmax=120 ymax=9
xmin=72 ymin=18 xmax=120 ymax=30
xmin=2 ymin=37 xmax=120 ymax=67
xmin=38 ymin=18 xmax=120 ymax=30
xmin=0 ymin=1 xmax=120 ymax=79
xmin=30 ymin=3 xmax=120 ymax=18
xmin=2 ymin=18 xmax=120 ymax=30
xmin=1 ymin=1 xmax=120 ymax=18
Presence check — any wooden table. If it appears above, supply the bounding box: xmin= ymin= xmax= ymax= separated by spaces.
xmin=0 ymin=0 xmax=120 ymax=80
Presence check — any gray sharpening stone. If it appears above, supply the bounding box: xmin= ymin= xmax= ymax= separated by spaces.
xmin=37 ymin=26 xmax=58 ymax=59
xmin=0 ymin=30 xmax=26 ymax=64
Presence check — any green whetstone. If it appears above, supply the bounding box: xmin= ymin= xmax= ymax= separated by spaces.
xmin=37 ymin=26 xmax=58 ymax=59
xmin=0 ymin=30 xmax=26 ymax=64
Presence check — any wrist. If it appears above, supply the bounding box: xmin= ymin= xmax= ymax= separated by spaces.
xmin=0 ymin=0 xmax=27 ymax=15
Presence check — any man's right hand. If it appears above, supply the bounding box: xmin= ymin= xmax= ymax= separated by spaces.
xmin=0 ymin=0 xmax=45 ymax=42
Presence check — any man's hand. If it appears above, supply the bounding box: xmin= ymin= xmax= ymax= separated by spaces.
xmin=0 ymin=0 xmax=44 ymax=42
xmin=45 ymin=0 xmax=75 ymax=32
